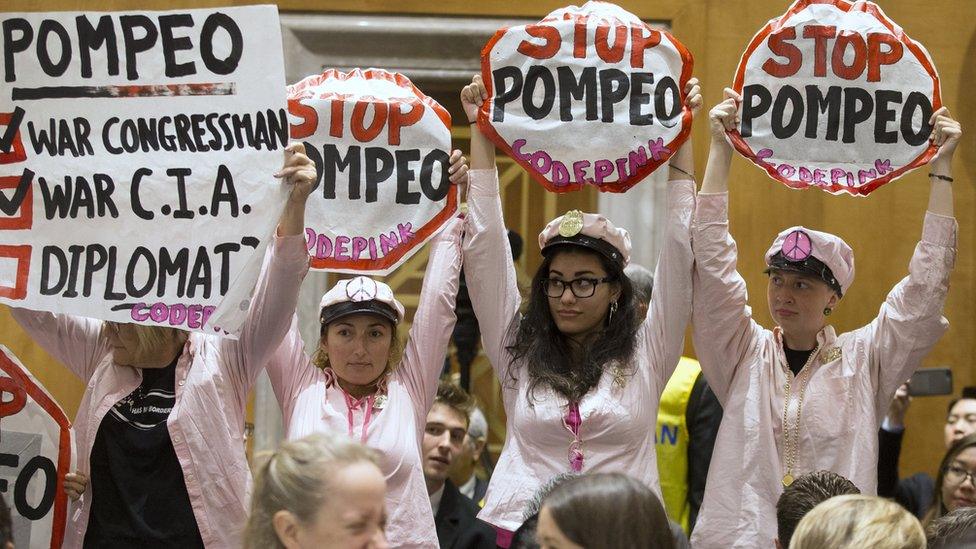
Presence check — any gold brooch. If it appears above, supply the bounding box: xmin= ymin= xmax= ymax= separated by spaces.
xmin=558 ymin=210 xmax=584 ymax=237
xmin=822 ymin=347 xmax=842 ymax=362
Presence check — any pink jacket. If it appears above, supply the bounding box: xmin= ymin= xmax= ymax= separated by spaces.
xmin=689 ymin=192 xmax=956 ymax=548
xmin=462 ymin=169 xmax=695 ymax=532
xmin=10 ymin=235 xmax=309 ymax=548
xmin=265 ymin=217 xmax=463 ymax=549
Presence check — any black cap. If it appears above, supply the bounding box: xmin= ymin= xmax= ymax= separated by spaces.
xmin=765 ymin=251 xmax=843 ymax=297
xmin=542 ymin=235 xmax=625 ymax=268
xmin=320 ymin=300 xmax=398 ymax=326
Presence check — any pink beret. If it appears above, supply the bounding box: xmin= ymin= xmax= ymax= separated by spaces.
xmin=764 ymin=226 xmax=855 ymax=296
xmin=319 ymin=276 xmax=405 ymax=325
xmin=538 ymin=210 xmax=632 ymax=267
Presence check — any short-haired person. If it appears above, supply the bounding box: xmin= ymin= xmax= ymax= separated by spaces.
xmin=423 ymin=381 xmax=494 ymax=548
xmin=879 ymin=385 xmax=976 ymax=517
xmin=774 ymin=470 xmax=861 ymax=549
xmin=263 ymin=153 xmax=467 ymax=548
xmin=8 ymin=144 xmax=317 ymax=547
xmin=924 ymin=433 xmax=976 ymax=527
xmin=690 ymin=90 xmax=960 ymax=547
xmin=460 ymin=74 xmax=702 ymax=547
xmin=789 ymin=495 xmax=925 ymax=549
xmin=926 ymin=507 xmax=976 ymax=548
xmin=629 ymin=263 xmax=722 ymax=534
xmin=449 ymin=404 xmax=490 ymax=506
xmin=536 ymin=473 xmax=676 ymax=549
xmin=244 ymin=433 xmax=388 ymax=549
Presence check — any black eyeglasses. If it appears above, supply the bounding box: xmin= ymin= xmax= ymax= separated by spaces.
xmin=542 ymin=277 xmax=615 ymax=299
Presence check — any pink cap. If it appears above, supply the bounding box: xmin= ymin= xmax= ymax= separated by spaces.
xmin=764 ymin=227 xmax=855 ymax=296
xmin=538 ymin=210 xmax=632 ymax=267
xmin=318 ymin=276 xmax=405 ymax=325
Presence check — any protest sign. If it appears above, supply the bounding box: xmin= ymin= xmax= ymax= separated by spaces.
xmin=478 ymin=1 xmax=693 ymax=193
xmin=0 ymin=6 xmax=290 ymax=334
xmin=729 ymin=0 xmax=941 ymax=195
xmin=287 ymin=68 xmax=457 ymax=274
xmin=0 ymin=346 xmax=71 ymax=549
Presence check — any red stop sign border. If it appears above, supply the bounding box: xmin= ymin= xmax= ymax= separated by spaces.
xmin=728 ymin=0 xmax=942 ymax=196
xmin=0 ymin=347 xmax=70 ymax=549
xmin=477 ymin=19 xmax=695 ymax=194
xmin=288 ymin=68 xmax=458 ymax=273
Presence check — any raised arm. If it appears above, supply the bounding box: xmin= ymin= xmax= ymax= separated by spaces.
xmin=863 ymin=110 xmax=960 ymax=411
xmin=9 ymin=307 xmax=107 ymax=382
xmin=690 ymin=90 xmax=762 ymax=404
xmin=400 ymin=214 xmax=465 ymax=416
xmin=459 ymin=76 xmax=523 ymax=383
xmin=644 ymin=78 xmax=700 ymax=386
xmin=222 ymin=142 xmax=314 ymax=388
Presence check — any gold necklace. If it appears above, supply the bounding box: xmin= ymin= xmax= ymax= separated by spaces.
xmin=781 ymin=344 xmax=820 ymax=487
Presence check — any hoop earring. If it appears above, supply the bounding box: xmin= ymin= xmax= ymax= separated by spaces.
xmin=608 ymin=300 xmax=619 ymax=324
xmin=823 ymin=307 xmax=832 ymax=316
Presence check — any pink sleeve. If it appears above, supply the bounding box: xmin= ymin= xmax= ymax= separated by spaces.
xmin=642 ymin=180 xmax=695 ymax=388
xmin=859 ymin=211 xmax=956 ymax=413
xmin=690 ymin=192 xmax=763 ymax=404
xmin=461 ymin=169 xmax=522 ymax=387
xmin=9 ymin=307 xmax=108 ymax=382
xmin=263 ymin=317 xmax=314 ymax=425
xmin=399 ymin=215 xmax=464 ymax=417
xmin=220 ymin=233 xmax=309 ymax=391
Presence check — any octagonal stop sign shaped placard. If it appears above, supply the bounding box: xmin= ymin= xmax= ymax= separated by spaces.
xmin=0 ymin=346 xmax=71 ymax=549
xmin=287 ymin=69 xmax=457 ymax=274
xmin=479 ymin=1 xmax=693 ymax=193
xmin=730 ymin=0 xmax=941 ymax=196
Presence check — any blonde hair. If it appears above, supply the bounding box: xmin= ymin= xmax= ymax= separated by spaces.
xmin=243 ymin=433 xmax=381 ymax=549
xmin=103 ymin=322 xmax=186 ymax=355
xmin=790 ymin=495 xmax=925 ymax=549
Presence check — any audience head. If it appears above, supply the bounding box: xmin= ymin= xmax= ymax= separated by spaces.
xmin=624 ymin=263 xmax=654 ymax=319
xmin=536 ymin=472 xmax=674 ymax=549
xmin=314 ymin=277 xmax=405 ymax=394
xmin=245 ymin=433 xmax=387 ymax=549
xmin=774 ymin=470 xmax=860 ymax=549
xmin=927 ymin=433 xmax=976 ymax=526
xmin=450 ymin=404 xmax=488 ymax=486
xmin=945 ymin=387 xmax=976 ymax=448
xmin=102 ymin=321 xmax=187 ymax=368
xmin=926 ymin=507 xmax=976 ymax=548
xmin=0 ymin=495 xmax=12 ymax=549
xmin=422 ymin=381 xmax=474 ymax=493
xmin=790 ymin=494 xmax=924 ymax=549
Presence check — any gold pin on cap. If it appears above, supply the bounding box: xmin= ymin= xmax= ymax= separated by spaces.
xmin=558 ymin=210 xmax=584 ymax=237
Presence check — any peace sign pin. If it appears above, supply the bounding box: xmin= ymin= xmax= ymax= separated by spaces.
xmin=345 ymin=277 xmax=379 ymax=302
xmin=781 ymin=230 xmax=813 ymax=261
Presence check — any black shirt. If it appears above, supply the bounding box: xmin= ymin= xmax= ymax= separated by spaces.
xmin=783 ymin=345 xmax=814 ymax=376
xmin=84 ymin=358 xmax=204 ymax=548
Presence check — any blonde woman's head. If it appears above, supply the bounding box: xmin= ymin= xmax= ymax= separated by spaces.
xmin=103 ymin=321 xmax=187 ymax=368
xmin=244 ymin=433 xmax=388 ymax=549
xmin=790 ymin=494 xmax=924 ymax=549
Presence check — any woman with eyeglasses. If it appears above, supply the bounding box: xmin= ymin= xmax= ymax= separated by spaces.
xmin=458 ymin=75 xmax=701 ymax=546
xmin=9 ymin=144 xmax=316 ymax=548
xmin=924 ymin=433 xmax=976 ymax=527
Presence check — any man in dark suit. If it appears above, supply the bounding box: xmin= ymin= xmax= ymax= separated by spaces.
xmin=424 ymin=381 xmax=495 ymax=549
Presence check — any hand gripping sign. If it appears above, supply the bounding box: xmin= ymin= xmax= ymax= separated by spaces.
xmin=0 ymin=346 xmax=72 ymax=549
xmin=729 ymin=0 xmax=941 ymax=196
xmin=287 ymin=69 xmax=457 ymax=274
xmin=479 ymin=1 xmax=693 ymax=193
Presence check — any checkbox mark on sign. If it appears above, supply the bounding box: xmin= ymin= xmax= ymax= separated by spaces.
xmin=0 ymin=169 xmax=34 ymax=221
xmin=0 ymin=107 xmax=27 ymax=164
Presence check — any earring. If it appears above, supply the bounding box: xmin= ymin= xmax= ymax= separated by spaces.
xmin=823 ymin=307 xmax=832 ymax=316
xmin=608 ymin=301 xmax=619 ymax=324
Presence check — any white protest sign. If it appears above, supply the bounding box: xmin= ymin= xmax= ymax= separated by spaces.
xmin=479 ymin=1 xmax=693 ymax=193
xmin=0 ymin=6 xmax=290 ymax=334
xmin=287 ymin=69 xmax=457 ymax=274
xmin=0 ymin=346 xmax=72 ymax=549
xmin=730 ymin=0 xmax=940 ymax=195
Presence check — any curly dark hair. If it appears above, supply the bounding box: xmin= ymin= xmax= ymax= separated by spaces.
xmin=507 ymin=248 xmax=640 ymax=403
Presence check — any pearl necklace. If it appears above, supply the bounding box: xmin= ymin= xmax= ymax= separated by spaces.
xmin=781 ymin=344 xmax=820 ymax=487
